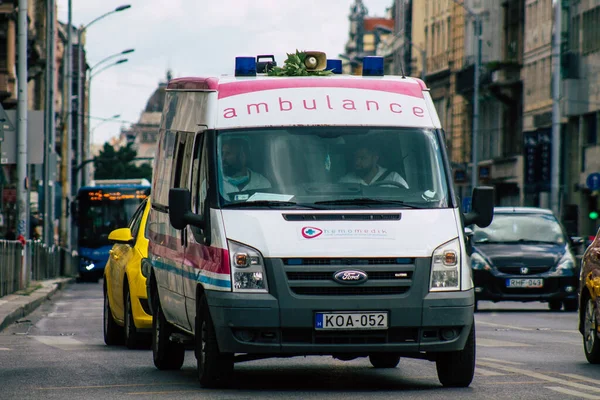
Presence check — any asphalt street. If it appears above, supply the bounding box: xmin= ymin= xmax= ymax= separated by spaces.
xmin=0 ymin=282 xmax=598 ymax=400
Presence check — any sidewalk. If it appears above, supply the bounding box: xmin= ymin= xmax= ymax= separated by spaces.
xmin=0 ymin=277 xmax=74 ymax=332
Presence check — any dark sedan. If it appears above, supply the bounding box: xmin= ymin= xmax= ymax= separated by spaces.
xmin=470 ymin=207 xmax=580 ymax=311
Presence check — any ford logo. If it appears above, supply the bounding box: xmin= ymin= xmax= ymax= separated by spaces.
xmin=333 ymin=270 xmax=368 ymax=285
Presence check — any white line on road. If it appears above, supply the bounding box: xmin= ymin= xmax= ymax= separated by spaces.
xmin=475 ymin=367 xmax=505 ymax=376
xmin=546 ymin=386 xmax=600 ymax=399
xmin=0 ymin=348 xmax=10 ymax=351
xmin=478 ymin=338 xmax=531 ymax=347
xmin=478 ymin=357 xmax=524 ymax=365
xmin=478 ymin=361 xmax=600 ymax=393
xmin=476 ymin=320 xmax=534 ymax=331
xmin=560 ymin=374 xmax=600 ymax=385
xmin=32 ymin=336 xmax=87 ymax=350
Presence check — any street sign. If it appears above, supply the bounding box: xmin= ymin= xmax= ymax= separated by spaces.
xmin=587 ymin=173 xmax=600 ymax=191
xmin=462 ymin=196 xmax=472 ymax=214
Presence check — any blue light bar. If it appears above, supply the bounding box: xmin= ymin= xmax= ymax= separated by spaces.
xmin=362 ymin=56 xmax=384 ymax=77
xmin=326 ymin=59 xmax=343 ymax=74
xmin=235 ymin=56 xmax=256 ymax=77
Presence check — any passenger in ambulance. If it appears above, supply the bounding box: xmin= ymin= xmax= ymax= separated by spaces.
xmin=339 ymin=142 xmax=409 ymax=188
xmin=220 ymin=138 xmax=272 ymax=194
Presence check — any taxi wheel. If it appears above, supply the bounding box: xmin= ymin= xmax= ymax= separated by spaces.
xmin=124 ymin=289 xmax=146 ymax=349
xmin=196 ymin=295 xmax=234 ymax=388
xmin=103 ymin=287 xmax=124 ymax=346
xmin=436 ymin=323 xmax=475 ymax=388
xmin=583 ymin=298 xmax=600 ymax=364
xmin=152 ymin=301 xmax=185 ymax=370
xmin=369 ymin=354 xmax=400 ymax=368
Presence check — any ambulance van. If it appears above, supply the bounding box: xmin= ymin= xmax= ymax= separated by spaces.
xmin=144 ymin=53 xmax=494 ymax=388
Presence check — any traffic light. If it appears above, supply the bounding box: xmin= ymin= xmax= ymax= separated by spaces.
xmin=590 ymin=210 xmax=599 ymax=221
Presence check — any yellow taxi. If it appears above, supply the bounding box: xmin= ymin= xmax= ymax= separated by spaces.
xmin=103 ymin=197 xmax=152 ymax=348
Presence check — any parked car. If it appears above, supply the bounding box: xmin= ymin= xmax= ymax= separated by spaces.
xmin=579 ymin=227 xmax=600 ymax=363
xmin=103 ymin=197 xmax=152 ymax=348
xmin=470 ymin=207 xmax=582 ymax=311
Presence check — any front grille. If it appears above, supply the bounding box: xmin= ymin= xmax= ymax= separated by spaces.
xmin=281 ymin=327 xmax=419 ymax=344
xmin=497 ymin=266 xmax=552 ymax=275
xmin=290 ymin=286 xmax=409 ymax=296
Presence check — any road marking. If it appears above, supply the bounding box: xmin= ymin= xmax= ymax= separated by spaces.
xmin=546 ymin=386 xmax=600 ymax=399
xmin=38 ymin=382 xmax=190 ymax=390
xmin=130 ymin=390 xmax=204 ymax=395
xmin=478 ymin=361 xmax=600 ymax=393
xmin=478 ymin=338 xmax=530 ymax=347
xmin=478 ymin=357 xmax=524 ymax=365
xmin=560 ymin=374 xmax=600 ymax=385
xmin=0 ymin=348 xmax=10 ymax=351
xmin=32 ymin=336 xmax=87 ymax=350
xmin=476 ymin=321 xmax=533 ymax=331
xmin=475 ymin=367 xmax=505 ymax=376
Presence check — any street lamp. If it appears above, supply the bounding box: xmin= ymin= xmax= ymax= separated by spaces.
xmin=76 ymin=5 xmax=131 ymax=189
xmin=451 ymin=0 xmax=482 ymax=192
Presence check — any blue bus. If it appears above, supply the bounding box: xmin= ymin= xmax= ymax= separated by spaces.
xmin=75 ymin=179 xmax=151 ymax=281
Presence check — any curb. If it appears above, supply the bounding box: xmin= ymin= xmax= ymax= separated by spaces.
xmin=0 ymin=278 xmax=75 ymax=332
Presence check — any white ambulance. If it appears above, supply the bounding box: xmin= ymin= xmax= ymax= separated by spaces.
xmin=144 ymin=53 xmax=494 ymax=388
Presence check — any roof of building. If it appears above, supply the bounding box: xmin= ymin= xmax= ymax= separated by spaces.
xmin=363 ymin=18 xmax=394 ymax=32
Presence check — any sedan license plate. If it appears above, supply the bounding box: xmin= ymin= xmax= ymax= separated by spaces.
xmin=506 ymin=278 xmax=543 ymax=288
xmin=315 ymin=312 xmax=388 ymax=330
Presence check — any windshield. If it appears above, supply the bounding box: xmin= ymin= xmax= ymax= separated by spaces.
xmin=78 ymin=188 xmax=149 ymax=247
xmin=215 ymin=127 xmax=450 ymax=209
xmin=471 ymin=213 xmax=566 ymax=245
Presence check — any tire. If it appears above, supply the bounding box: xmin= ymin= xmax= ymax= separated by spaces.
xmin=436 ymin=323 xmax=475 ymax=388
xmin=548 ymin=300 xmax=562 ymax=311
xmin=103 ymin=287 xmax=124 ymax=346
xmin=124 ymin=288 xmax=150 ymax=349
xmin=369 ymin=354 xmax=400 ymax=368
xmin=196 ymin=295 xmax=234 ymax=388
xmin=564 ymin=299 xmax=579 ymax=312
xmin=583 ymin=297 xmax=600 ymax=364
xmin=152 ymin=301 xmax=185 ymax=370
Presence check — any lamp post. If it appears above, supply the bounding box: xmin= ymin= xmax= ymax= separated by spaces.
xmin=75 ymin=5 xmax=131 ymax=189
xmin=87 ymin=114 xmax=120 ymax=182
xmin=451 ymin=0 xmax=482 ymax=192
xmin=84 ymin=58 xmax=129 ymax=183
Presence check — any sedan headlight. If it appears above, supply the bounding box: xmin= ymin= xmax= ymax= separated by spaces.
xmin=228 ymin=240 xmax=268 ymax=293
xmin=430 ymin=238 xmax=461 ymax=292
xmin=471 ymin=252 xmax=491 ymax=271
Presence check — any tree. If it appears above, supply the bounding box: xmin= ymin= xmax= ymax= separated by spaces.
xmin=93 ymin=142 xmax=152 ymax=181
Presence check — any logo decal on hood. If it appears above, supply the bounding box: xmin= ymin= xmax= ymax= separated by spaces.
xmin=302 ymin=227 xmax=323 ymax=239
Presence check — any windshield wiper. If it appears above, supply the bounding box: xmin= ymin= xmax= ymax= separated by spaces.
xmin=223 ymin=201 xmax=322 ymax=209
xmin=313 ymin=198 xmax=424 ymax=208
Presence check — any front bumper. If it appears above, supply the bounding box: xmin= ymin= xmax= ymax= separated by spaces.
xmin=204 ymin=257 xmax=474 ymax=356
xmin=473 ymin=270 xmax=579 ymax=302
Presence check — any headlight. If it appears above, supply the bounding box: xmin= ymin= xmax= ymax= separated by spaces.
xmin=228 ymin=240 xmax=268 ymax=293
xmin=553 ymin=252 xmax=576 ymax=276
xmin=430 ymin=238 xmax=461 ymax=292
xmin=471 ymin=252 xmax=491 ymax=271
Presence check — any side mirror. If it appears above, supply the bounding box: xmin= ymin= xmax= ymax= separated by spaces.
xmin=169 ymin=188 xmax=204 ymax=230
xmin=464 ymin=186 xmax=495 ymax=228
xmin=108 ymin=228 xmax=134 ymax=244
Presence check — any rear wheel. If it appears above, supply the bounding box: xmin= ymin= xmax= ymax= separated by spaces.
xmin=152 ymin=301 xmax=185 ymax=370
xmin=563 ymin=299 xmax=579 ymax=312
xmin=583 ymin=297 xmax=600 ymax=364
xmin=103 ymin=287 xmax=124 ymax=346
xmin=196 ymin=295 xmax=234 ymax=388
xmin=548 ymin=300 xmax=562 ymax=311
xmin=369 ymin=354 xmax=400 ymax=368
xmin=436 ymin=324 xmax=475 ymax=388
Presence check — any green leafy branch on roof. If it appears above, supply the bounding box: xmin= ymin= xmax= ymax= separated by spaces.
xmin=267 ymin=50 xmax=334 ymax=77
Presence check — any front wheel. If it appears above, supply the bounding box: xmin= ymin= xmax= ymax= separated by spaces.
xmin=196 ymin=295 xmax=234 ymax=388
xmin=124 ymin=289 xmax=150 ymax=349
xmin=152 ymin=301 xmax=185 ymax=370
xmin=436 ymin=324 xmax=475 ymax=388
xmin=103 ymin=287 xmax=124 ymax=346
xmin=583 ymin=298 xmax=600 ymax=364
xmin=369 ymin=354 xmax=400 ymax=368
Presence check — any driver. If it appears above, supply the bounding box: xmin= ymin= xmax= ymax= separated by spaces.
xmin=339 ymin=143 xmax=409 ymax=188
xmin=221 ymin=138 xmax=271 ymax=194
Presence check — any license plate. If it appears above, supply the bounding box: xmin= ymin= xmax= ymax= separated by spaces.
xmin=506 ymin=278 xmax=543 ymax=288
xmin=315 ymin=312 xmax=388 ymax=330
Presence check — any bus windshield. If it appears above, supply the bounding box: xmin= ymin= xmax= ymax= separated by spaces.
xmin=215 ymin=126 xmax=450 ymax=209
xmin=77 ymin=187 xmax=149 ymax=247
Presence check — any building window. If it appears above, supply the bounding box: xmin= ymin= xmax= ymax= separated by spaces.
xmin=570 ymin=15 xmax=580 ymax=51
xmin=585 ymin=112 xmax=597 ymax=145
xmin=583 ymin=6 xmax=600 ymax=54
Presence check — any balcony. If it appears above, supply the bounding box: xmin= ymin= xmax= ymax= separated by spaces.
xmin=425 ymin=51 xmax=450 ymax=81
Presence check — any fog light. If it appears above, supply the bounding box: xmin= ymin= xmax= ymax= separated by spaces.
xmin=565 ymin=286 xmax=575 ymax=293
xmin=475 ymin=287 xmax=484 ymax=293
xmin=441 ymin=328 xmax=458 ymax=341
xmin=234 ymin=329 xmax=256 ymax=342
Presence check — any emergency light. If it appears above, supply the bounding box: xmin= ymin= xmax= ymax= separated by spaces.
xmin=362 ymin=56 xmax=384 ymax=77
xmin=326 ymin=59 xmax=343 ymax=74
xmin=235 ymin=56 xmax=257 ymax=77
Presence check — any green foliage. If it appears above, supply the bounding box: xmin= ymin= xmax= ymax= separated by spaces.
xmin=267 ymin=50 xmax=333 ymax=77
xmin=93 ymin=142 xmax=152 ymax=181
